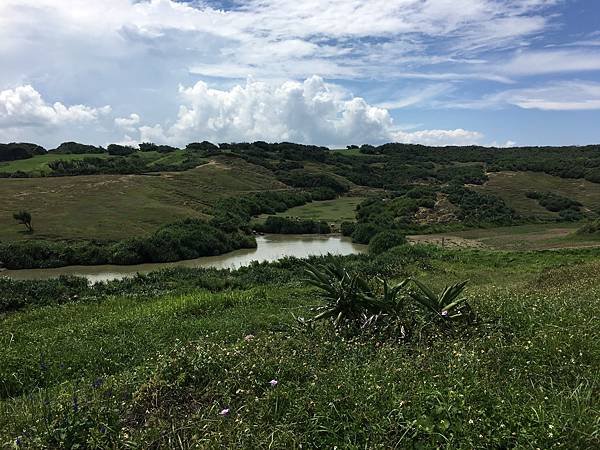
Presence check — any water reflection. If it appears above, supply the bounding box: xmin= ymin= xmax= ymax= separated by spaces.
xmin=1 ymin=235 xmax=366 ymax=283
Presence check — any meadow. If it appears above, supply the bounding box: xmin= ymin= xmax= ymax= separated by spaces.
xmin=2 ymin=142 xmax=600 ymax=448
xmin=474 ymin=171 xmax=600 ymax=218
xmin=0 ymin=157 xmax=285 ymax=241
xmin=409 ymin=222 xmax=600 ymax=250
xmin=257 ymin=196 xmax=365 ymax=226
xmin=1 ymin=246 xmax=599 ymax=448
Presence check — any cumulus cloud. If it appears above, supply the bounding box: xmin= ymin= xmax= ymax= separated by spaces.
xmin=0 ymin=0 xmax=569 ymax=146
xmin=0 ymin=85 xmax=110 ymax=128
xmin=0 ymin=0 xmax=561 ymax=87
xmin=137 ymin=76 xmax=483 ymax=147
xmin=115 ymin=113 xmax=141 ymax=131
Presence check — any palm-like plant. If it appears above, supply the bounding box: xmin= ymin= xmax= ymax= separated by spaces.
xmin=303 ymin=261 xmax=408 ymax=327
xmin=408 ymin=279 xmax=471 ymax=319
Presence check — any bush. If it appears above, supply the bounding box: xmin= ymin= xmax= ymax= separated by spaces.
xmin=107 ymin=144 xmax=137 ymax=156
xmin=576 ymin=219 xmax=600 ymax=235
xmin=351 ymin=223 xmax=381 ymax=244
xmin=255 ymin=216 xmax=331 ymax=234
xmin=368 ymin=230 xmax=407 ymax=254
xmin=0 ymin=219 xmax=256 ymax=270
xmin=0 ymin=142 xmax=46 ymax=161
xmin=53 ymin=142 xmax=104 ymax=154
xmin=340 ymin=221 xmax=356 ymax=237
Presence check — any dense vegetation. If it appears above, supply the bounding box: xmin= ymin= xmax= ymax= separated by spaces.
xmin=0 ymin=219 xmax=254 ymax=270
xmin=2 ymin=139 xmax=600 ymax=448
xmin=254 ymin=216 xmax=331 ymax=234
xmin=1 ymin=246 xmax=599 ymax=448
xmin=3 ymin=139 xmax=600 ymax=266
xmin=210 ymin=188 xmax=336 ymax=232
xmin=526 ymin=191 xmax=584 ymax=221
xmin=0 ymin=142 xmax=45 ymax=162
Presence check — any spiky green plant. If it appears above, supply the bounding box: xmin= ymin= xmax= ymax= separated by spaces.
xmin=408 ymin=279 xmax=471 ymax=319
xmin=303 ymin=261 xmax=408 ymax=327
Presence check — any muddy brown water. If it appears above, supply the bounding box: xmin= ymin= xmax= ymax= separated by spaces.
xmin=1 ymin=235 xmax=366 ymax=283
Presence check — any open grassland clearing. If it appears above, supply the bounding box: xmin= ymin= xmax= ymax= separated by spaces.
xmin=474 ymin=171 xmax=600 ymax=218
xmin=408 ymin=222 xmax=600 ymax=250
xmin=257 ymin=196 xmax=365 ymax=225
xmin=0 ymin=247 xmax=599 ymax=448
xmin=0 ymin=157 xmax=285 ymax=241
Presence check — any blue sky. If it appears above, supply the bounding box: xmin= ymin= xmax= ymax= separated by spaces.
xmin=0 ymin=0 xmax=599 ymax=148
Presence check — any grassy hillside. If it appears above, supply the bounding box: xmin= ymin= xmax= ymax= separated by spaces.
xmin=1 ymin=247 xmax=598 ymax=448
xmin=474 ymin=171 xmax=600 ymax=218
xmin=0 ymin=157 xmax=285 ymax=241
xmin=409 ymin=222 xmax=600 ymax=250
xmin=4 ymin=143 xmax=600 ymax=253
xmin=257 ymin=196 xmax=365 ymax=226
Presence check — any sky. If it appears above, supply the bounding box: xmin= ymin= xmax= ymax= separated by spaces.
xmin=0 ymin=0 xmax=599 ymax=148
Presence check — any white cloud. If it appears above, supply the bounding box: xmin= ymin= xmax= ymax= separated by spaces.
xmin=0 ymin=0 xmax=561 ymax=86
xmin=449 ymin=80 xmax=600 ymax=111
xmin=393 ymin=128 xmax=483 ymax=146
xmin=115 ymin=113 xmax=141 ymax=131
xmin=376 ymin=84 xmax=453 ymax=110
xmin=501 ymin=81 xmax=600 ymax=111
xmin=0 ymin=1 xmax=569 ymax=146
xmin=0 ymin=85 xmax=110 ymax=128
xmin=502 ymin=49 xmax=600 ymax=76
xmin=136 ymin=76 xmax=483 ymax=147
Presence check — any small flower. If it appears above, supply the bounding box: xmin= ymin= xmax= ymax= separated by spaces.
xmin=269 ymin=379 xmax=278 ymax=388
xmin=244 ymin=334 xmax=255 ymax=342
xmin=441 ymin=311 xmax=449 ymax=317
xmin=219 ymin=408 xmax=230 ymax=416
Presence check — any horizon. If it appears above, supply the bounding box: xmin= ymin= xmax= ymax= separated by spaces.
xmin=1 ymin=1 xmax=600 ymax=148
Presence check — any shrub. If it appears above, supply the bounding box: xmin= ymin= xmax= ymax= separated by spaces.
xmin=53 ymin=142 xmax=104 ymax=154
xmin=0 ymin=142 xmax=46 ymax=161
xmin=107 ymin=144 xmax=137 ymax=156
xmin=340 ymin=221 xmax=356 ymax=237
xmin=351 ymin=223 xmax=381 ymax=244
xmin=576 ymin=219 xmax=600 ymax=235
xmin=255 ymin=216 xmax=331 ymax=234
xmin=0 ymin=219 xmax=256 ymax=270
xmin=368 ymin=230 xmax=407 ymax=255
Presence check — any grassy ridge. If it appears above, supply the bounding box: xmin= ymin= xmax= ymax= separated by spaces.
xmin=475 ymin=171 xmax=600 ymax=218
xmin=0 ymin=157 xmax=285 ymax=241
xmin=1 ymin=247 xmax=599 ymax=448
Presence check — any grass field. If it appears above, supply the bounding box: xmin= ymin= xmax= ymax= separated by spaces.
xmin=409 ymin=222 xmax=600 ymax=250
xmin=1 ymin=248 xmax=599 ymax=448
xmin=474 ymin=171 xmax=600 ymax=218
xmin=0 ymin=158 xmax=286 ymax=241
xmin=259 ymin=196 xmax=365 ymax=225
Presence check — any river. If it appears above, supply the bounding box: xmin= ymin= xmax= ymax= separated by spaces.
xmin=0 ymin=234 xmax=366 ymax=283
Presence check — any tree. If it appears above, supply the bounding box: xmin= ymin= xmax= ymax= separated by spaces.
xmin=13 ymin=210 xmax=33 ymax=232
